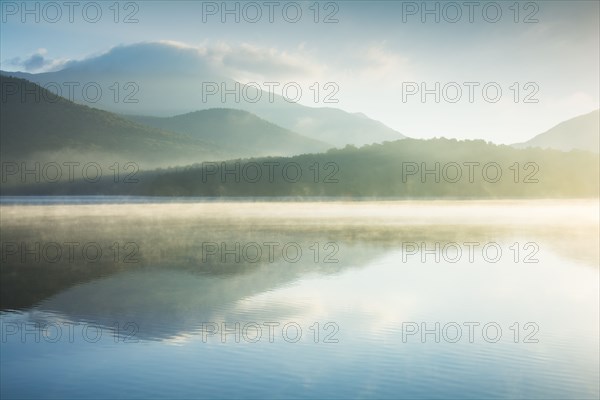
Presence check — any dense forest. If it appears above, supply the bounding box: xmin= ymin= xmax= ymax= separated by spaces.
xmin=3 ymin=138 xmax=597 ymax=198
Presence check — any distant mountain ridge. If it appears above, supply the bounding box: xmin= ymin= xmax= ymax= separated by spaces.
xmin=0 ymin=75 xmax=224 ymax=168
xmin=0 ymin=42 xmax=406 ymax=147
xmin=0 ymin=76 xmax=329 ymax=171
xmin=4 ymin=43 xmax=598 ymax=152
xmin=126 ymin=109 xmax=331 ymax=157
xmin=513 ymin=109 xmax=599 ymax=153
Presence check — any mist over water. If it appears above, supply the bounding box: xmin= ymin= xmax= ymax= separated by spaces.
xmin=1 ymin=199 xmax=598 ymax=399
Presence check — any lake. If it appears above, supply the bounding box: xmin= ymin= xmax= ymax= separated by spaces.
xmin=1 ymin=199 xmax=598 ymax=399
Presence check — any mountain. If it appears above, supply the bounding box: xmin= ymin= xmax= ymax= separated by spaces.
xmin=1 ymin=42 xmax=406 ymax=147
xmin=513 ymin=109 xmax=599 ymax=153
xmin=0 ymin=76 xmax=330 ymax=176
xmin=0 ymin=75 xmax=224 ymax=169
xmin=126 ymin=109 xmax=331 ymax=157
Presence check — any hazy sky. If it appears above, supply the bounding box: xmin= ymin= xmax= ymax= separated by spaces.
xmin=1 ymin=0 xmax=598 ymax=143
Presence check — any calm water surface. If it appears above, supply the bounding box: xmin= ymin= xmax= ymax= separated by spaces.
xmin=1 ymin=199 xmax=598 ymax=399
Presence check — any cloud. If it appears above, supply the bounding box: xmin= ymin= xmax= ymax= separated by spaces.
xmin=341 ymin=42 xmax=415 ymax=85
xmin=4 ymin=40 xmax=406 ymax=89
xmin=215 ymin=43 xmax=327 ymax=82
xmin=22 ymin=53 xmax=46 ymax=70
xmin=43 ymin=41 xmax=327 ymax=85
xmin=142 ymin=41 xmax=329 ymax=84
xmin=4 ymin=48 xmax=69 ymax=72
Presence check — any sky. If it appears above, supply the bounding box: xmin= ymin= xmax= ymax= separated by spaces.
xmin=1 ymin=0 xmax=599 ymax=144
